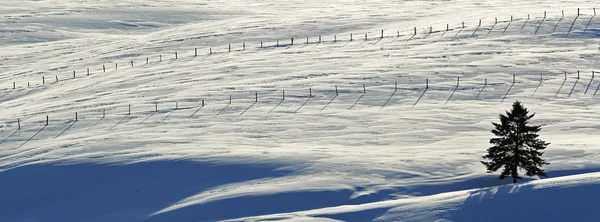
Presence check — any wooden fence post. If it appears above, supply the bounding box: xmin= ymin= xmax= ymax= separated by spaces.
xmin=87 ymin=68 xmax=90 ymax=76
xmin=18 ymin=118 xmax=20 ymax=130
xmin=309 ymin=88 xmax=312 ymax=97
xmin=363 ymin=84 xmax=366 ymax=93
xmin=56 ymin=75 xmax=58 ymax=82
xmin=426 ymin=79 xmax=429 ymax=89
xmin=578 ymin=8 xmax=580 ymax=16
xmin=27 ymin=82 xmax=29 ymax=87
xmin=414 ymin=27 xmax=417 ymax=35
xmin=75 ymin=112 xmax=78 ymax=122
xmin=319 ymin=36 xmax=322 ymax=43
xmin=155 ymin=103 xmax=158 ymax=112
xmin=160 ymin=55 xmax=162 ymax=61
xmin=131 ymin=60 xmax=133 ymax=67
xmin=447 ymin=24 xmax=449 ymax=31
xmin=291 ymin=38 xmax=293 ymax=45
xmin=364 ymin=33 xmax=367 ymax=40
xmin=350 ymin=33 xmax=353 ymax=41
xmin=578 ymin=70 xmax=580 ymax=79
xmin=282 ymin=90 xmax=285 ymax=100
xmin=175 ymin=51 xmax=178 ymax=59
xmin=335 ymin=85 xmax=339 ymax=95
xmin=103 ymin=65 xmax=106 ymax=72
xmin=210 ymin=48 xmax=212 ymax=54
xmin=260 ymin=41 xmax=263 ymax=48
xmin=103 ymin=109 xmax=105 ymax=118
xmin=128 ymin=104 xmax=131 ymax=115
xmin=243 ymin=42 xmax=246 ymax=50
xmin=43 ymin=76 xmax=45 ymax=84
xmin=73 ymin=71 xmax=75 ymax=79
xmin=202 ymin=99 xmax=205 ymax=107
xmin=229 ymin=95 xmax=232 ymax=104
xmin=335 ymin=35 xmax=337 ymax=42
xmin=255 ymin=92 xmax=258 ymax=102
xmin=146 ymin=57 xmax=149 ymax=64
xmin=176 ymin=102 xmax=178 ymax=110
xmin=395 ymin=81 xmax=398 ymax=91
xmin=46 ymin=115 xmax=49 ymax=126
xmin=513 ymin=74 xmax=516 ymax=83
xmin=381 ymin=30 xmax=384 ymax=39
xmin=229 ymin=44 xmax=231 ymax=52
xmin=195 ymin=48 xmax=198 ymax=56
xmin=115 ymin=63 xmax=118 ymax=70
xmin=277 ymin=40 xmax=279 ymax=47
xmin=13 ymin=82 xmax=15 ymax=89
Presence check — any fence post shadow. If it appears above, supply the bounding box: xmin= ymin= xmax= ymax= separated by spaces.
xmin=321 ymin=86 xmax=339 ymax=112
xmin=54 ymin=121 xmax=76 ymax=139
xmin=0 ymin=89 xmax=13 ymax=100
xmin=476 ymin=78 xmax=487 ymax=100
xmin=521 ymin=14 xmax=531 ymax=31
xmin=556 ymin=72 xmax=568 ymax=97
xmin=214 ymin=104 xmax=231 ymax=118
xmin=161 ymin=107 xmax=178 ymax=122
xmin=87 ymin=116 xmax=105 ymax=132
xmin=348 ymin=84 xmax=366 ymax=110
xmin=412 ymin=88 xmax=428 ymax=107
xmin=348 ymin=93 xmax=365 ymax=110
xmin=382 ymin=82 xmax=398 ymax=108
xmin=455 ymin=21 xmax=466 ymax=36
xmin=267 ymin=100 xmax=284 ymax=114
xmin=0 ymin=129 xmax=19 ymax=145
xmin=240 ymin=102 xmax=257 ymax=116
xmin=17 ymin=125 xmax=47 ymax=149
xmin=445 ymin=77 xmax=460 ymax=105
xmin=568 ymin=75 xmax=580 ymax=98
xmin=531 ymin=74 xmax=543 ymax=97
xmin=472 ymin=20 xmax=481 ymax=36
xmin=294 ymin=88 xmax=312 ymax=113
xmin=552 ymin=15 xmax=565 ymax=33
xmin=408 ymin=27 xmax=417 ymax=41
xmin=502 ymin=75 xmax=516 ymax=103
xmin=534 ymin=12 xmax=547 ymax=35
xmin=584 ymin=13 xmax=596 ymax=32
xmin=584 ymin=71 xmax=594 ymax=95
xmin=568 ymin=13 xmax=580 ymax=34
xmin=108 ymin=115 xmax=131 ymax=131
xmin=267 ymin=90 xmax=285 ymax=114
xmin=487 ymin=18 xmax=498 ymax=35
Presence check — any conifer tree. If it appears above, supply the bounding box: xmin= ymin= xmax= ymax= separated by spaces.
xmin=482 ymin=101 xmax=550 ymax=183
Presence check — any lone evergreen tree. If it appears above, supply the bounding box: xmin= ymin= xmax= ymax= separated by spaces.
xmin=482 ymin=101 xmax=550 ymax=183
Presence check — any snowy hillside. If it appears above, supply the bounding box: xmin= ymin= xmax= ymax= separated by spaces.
xmin=1 ymin=0 xmax=599 ymax=221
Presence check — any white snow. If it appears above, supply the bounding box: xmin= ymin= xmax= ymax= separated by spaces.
xmin=0 ymin=0 xmax=599 ymax=221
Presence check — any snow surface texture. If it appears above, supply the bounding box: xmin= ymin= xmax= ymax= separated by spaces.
xmin=0 ymin=0 xmax=599 ymax=221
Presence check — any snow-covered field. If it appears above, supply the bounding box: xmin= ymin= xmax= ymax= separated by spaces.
xmin=1 ymin=0 xmax=599 ymax=221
